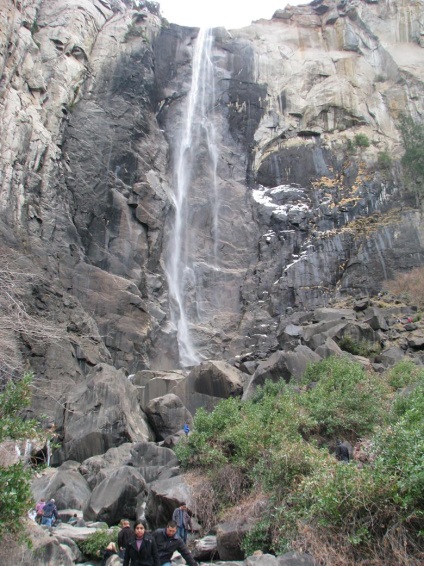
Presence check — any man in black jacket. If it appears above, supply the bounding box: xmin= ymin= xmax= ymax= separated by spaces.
xmin=118 ymin=519 xmax=135 ymax=559
xmin=153 ymin=521 xmax=198 ymax=566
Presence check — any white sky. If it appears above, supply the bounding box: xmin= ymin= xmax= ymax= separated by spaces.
xmin=158 ymin=1 xmax=309 ymax=30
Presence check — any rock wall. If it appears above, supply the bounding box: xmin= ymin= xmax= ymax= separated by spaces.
xmin=1 ymin=0 xmax=424 ymax=396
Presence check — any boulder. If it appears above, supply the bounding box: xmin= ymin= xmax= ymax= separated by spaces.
xmin=79 ymin=443 xmax=134 ymax=489
xmin=84 ymin=466 xmax=147 ymax=525
xmin=277 ymin=323 xmax=303 ymax=350
xmin=363 ymin=307 xmax=388 ymax=331
xmin=315 ymin=337 xmax=344 ymax=358
xmin=302 ymin=320 xmax=350 ymax=345
xmin=192 ymin=535 xmax=219 ymax=561
xmin=145 ymin=475 xmax=193 ymax=529
xmin=131 ymin=370 xmax=186 ymax=409
xmin=245 ymin=555 xmax=278 ymax=566
xmin=129 ymin=442 xmax=179 ymax=483
xmin=313 ymin=308 xmax=356 ymax=322
xmin=145 ymin=394 xmax=193 ymax=441
xmin=215 ymin=519 xmax=253 ymax=561
xmin=337 ymin=322 xmax=379 ymax=345
xmin=375 ymin=346 xmax=406 ymax=368
xmin=167 ymin=360 xmax=245 ymax=415
xmin=53 ymin=534 xmax=84 ymax=563
xmin=51 ymin=523 xmax=103 ymax=541
xmin=31 ymin=461 xmax=91 ymax=511
xmin=407 ymin=331 xmax=424 ymax=349
xmin=243 ymin=346 xmax=320 ymax=399
xmin=278 ymin=551 xmax=317 ymax=565
xmin=53 ymin=364 xmax=154 ymax=464
xmin=17 ymin=522 xmax=74 ymax=565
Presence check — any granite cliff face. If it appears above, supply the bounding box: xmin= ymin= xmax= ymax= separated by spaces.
xmin=1 ymin=0 xmax=424 ymax=405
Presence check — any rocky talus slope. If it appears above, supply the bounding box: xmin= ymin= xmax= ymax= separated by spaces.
xmin=1 ymin=0 xmax=424 ymax=562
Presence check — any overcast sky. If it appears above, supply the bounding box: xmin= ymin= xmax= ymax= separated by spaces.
xmin=158 ymin=1 xmax=309 ymax=29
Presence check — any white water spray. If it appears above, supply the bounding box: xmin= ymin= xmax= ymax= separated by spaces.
xmin=166 ymin=28 xmax=220 ymax=367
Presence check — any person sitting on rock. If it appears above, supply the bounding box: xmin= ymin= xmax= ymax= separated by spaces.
xmin=335 ymin=439 xmax=350 ymax=463
xmin=67 ymin=513 xmax=78 ymax=526
xmin=118 ymin=518 xmax=135 ymax=559
xmin=153 ymin=521 xmax=198 ymax=566
xmin=101 ymin=541 xmax=118 ymax=566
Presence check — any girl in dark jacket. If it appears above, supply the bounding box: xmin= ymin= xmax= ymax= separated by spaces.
xmin=123 ymin=520 xmax=160 ymax=566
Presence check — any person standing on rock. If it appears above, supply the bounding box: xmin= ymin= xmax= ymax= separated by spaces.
xmin=119 ymin=518 xmax=135 ymax=559
xmin=41 ymin=498 xmax=58 ymax=527
xmin=123 ymin=520 xmax=160 ymax=566
xmin=34 ymin=497 xmax=45 ymax=524
xmin=183 ymin=422 xmax=190 ymax=436
xmin=153 ymin=521 xmax=198 ymax=566
xmin=172 ymin=503 xmax=193 ymax=543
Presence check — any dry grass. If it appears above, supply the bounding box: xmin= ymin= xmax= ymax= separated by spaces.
xmin=292 ymin=521 xmax=424 ymax=566
xmin=383 ymin=266 xmax=424 ymax=308
xmin=185 ymin=469 xmax=267 ymax=535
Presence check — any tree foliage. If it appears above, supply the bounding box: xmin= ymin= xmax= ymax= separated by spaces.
xmin=0 ymin=373 xmax=45 ymax=537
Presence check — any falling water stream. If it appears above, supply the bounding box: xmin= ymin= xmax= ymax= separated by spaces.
xmin=166 ymin=28 xmax=219 ymax=367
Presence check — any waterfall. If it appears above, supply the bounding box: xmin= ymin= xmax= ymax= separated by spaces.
xmin=166 ymin=27 xmax=219 ymax=367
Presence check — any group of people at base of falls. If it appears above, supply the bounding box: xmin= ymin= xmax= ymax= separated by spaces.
xmin=101 ymin=503 xmax=197 ymax=566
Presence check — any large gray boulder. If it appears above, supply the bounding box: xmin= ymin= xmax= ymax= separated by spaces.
xmin=131 ymin=370 xmax=186 ymax=409
xmin=278 ymin=552 xmax=317 ymax=565
xmin=145 ymin=394 xmax=193 ymax=441
xmin=243 ymin=346 xmax=320 ymax=399
xmin=145 ymin=475 xmax=193 ymax=529
xmin=53 ymin=364 xmax=154 ymax=464
xmin=84 ymin=466 xmax=147 ymax=525
xmin=215 ymin=519 xmax=254 ymax=561
xmin=79 ymin=443 xmax=134 ymax=489
xmin=31 ymin=461 xmax=91 ymax=511
xmin=13 ymin=522 xmax=75 ymax=566
xmin=172 ymin=360 xmax=245 ymax=415
xmin=129 ymin=442 xmax=179 ymax=484
xmin=192 ymin=535 xmax=219 ymax=561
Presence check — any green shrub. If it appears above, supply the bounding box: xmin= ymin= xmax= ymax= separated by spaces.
xmin=301 ymin=356 xmax=389 ymax=438
xmin=338 ymin=335 xmax=381 ymax=357
xmin=175 ymin=359 xmax=423 ymax=562
xmin=377 ymin=150 xmax=392 ymax=170
xmin=0 ymin=373 xmax=47 ymax=537
xmin=375 ymin=381 xmax=424 ymax=507
xmin=78 ymin=527 xmax=119 ymax=559
xmin=354 ymin=133 xmax=370 ymax=148
xmin=387 ymin=359 xmax=424 ymax=390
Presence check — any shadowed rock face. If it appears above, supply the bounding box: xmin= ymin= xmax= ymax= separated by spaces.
xmin=1 ymin=0 xmax=424 ymax=379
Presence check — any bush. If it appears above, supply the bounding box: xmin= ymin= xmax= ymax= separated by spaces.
xmin=354 ymin=133 xmax=370 ymax=148
xmin=301 ymin=356 xmax=389 ymax=438
xmin=78 ymin=527 xmax=119 ymax=559
xmin=338 ymin=335 xmax=381 ymax=357
xmin=377 ymin=150 xmax=392 ymax=170
xmin=175 ymin=358 xmax=423 ymax=563
xmin=0 ymin=373 xmax=46 ymax=537
xmin=387 ymin=359 xmax=424 ymax=390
